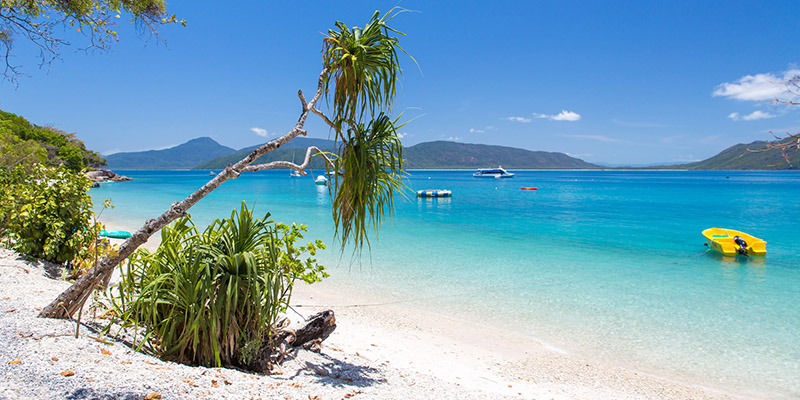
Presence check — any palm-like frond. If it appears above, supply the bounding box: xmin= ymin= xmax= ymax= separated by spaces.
xmin=322 ymin=8 xmax=409 ymax=125
xmin=331 ymin=113 xmax=405 ymax=249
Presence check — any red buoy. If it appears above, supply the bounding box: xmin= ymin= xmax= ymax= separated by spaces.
xmin=520 ymin=187 xmax=538 ymax=190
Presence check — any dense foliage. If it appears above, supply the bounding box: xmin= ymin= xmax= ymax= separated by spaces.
xmin=109 ymin=202 xmax=327 ymax=368
xmin=0 ymin=164 xmax=98 ymax=264
xmin=0 ymin=110 xmax=105 ymax=171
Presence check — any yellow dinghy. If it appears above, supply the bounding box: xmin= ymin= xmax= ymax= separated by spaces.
xmin=702 ymin=228 xmax=767 ymax=256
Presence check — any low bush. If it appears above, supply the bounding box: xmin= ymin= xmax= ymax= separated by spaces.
xmin=1 ymin=164 xmax=97 ymax=264
xmin=109 ymin=202 xmax=327 ymax=368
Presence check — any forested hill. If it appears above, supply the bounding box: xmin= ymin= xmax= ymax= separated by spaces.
xmin=105 ymin=137 xmax=237 ymax=169
xmin=403 ymin=141 xmax=599 ymax=169
xmin=0 ymin=109 xmax=105 ymax=171
xmin=646 ymin=141 xmax=799 ymax=170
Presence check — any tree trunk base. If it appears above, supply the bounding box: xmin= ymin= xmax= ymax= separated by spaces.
xmin=246 ymin=310 xmax=337 ymax=373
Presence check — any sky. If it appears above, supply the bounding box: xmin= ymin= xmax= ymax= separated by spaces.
xmin=1 ymin=1 xmax=799 ymax=165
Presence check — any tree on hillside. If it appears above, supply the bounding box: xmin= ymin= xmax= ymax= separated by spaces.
xmin=40 ymin=9 xmax=409 ymax=319
xmin=0 ymin=0 xmax=183 ymax=84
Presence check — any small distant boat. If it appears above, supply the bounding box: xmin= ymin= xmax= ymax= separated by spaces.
xmin=99 ymin=229 xmax=133 ymax=239
xmin=417 ymin=189 xmax=451 ymax=198
xmin=315 ymin=175 xmax=328 ymax=185
xmin=290 ymin=170 xmax=302 ymax=177
xmin=702 ymin=228 xmax=766 ymax=256
xmin=520 ymin=187 xmax=537 ymax=191
xmin=473 ymin=166 xmax=515 ymax=178
xmin=209 ymin=171 xmax=215 ymax=176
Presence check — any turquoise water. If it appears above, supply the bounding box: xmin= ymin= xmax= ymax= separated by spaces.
xmin=92 ymin=170 xmax=800 ymax=398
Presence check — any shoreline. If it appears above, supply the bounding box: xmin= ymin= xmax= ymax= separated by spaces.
xmin=88 ymin=218 xmax=760 ymax=399
xmin=0 ymin=247 xmax=751 ymax=399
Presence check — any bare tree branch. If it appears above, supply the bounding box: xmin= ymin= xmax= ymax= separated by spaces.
xmin=243 ymin=146 xmax=338 ymax=174
xmin=39 ymin=67 xmax=331 ymax=319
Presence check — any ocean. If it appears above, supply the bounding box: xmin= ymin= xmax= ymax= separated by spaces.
xmin=91 ymin=169 xmax=800 ymax=398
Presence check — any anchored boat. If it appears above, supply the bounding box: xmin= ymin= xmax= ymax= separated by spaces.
xmin=473 ymin=166 xmax=515 ymax=178
xmin=702 ymin=228 xmax=766 ymax=256
xmin=417 ymin=189 xmax=451 ymax=198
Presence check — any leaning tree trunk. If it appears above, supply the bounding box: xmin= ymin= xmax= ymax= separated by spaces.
xmin=39 ymin=68 xmax=334 ymax=319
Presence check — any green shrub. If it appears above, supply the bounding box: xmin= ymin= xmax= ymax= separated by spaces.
xmin=110 ymin=202 xmax=327 ymax=368
xmin=1 ymin=164 xmax=97 ymax=263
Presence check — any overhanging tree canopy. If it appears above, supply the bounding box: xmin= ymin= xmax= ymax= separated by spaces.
xmin=0 ymin=0 xmax=183 ymax=84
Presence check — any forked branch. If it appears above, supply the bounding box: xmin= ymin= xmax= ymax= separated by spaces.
xmin=39 ymin=67 xmax=332 ymax=319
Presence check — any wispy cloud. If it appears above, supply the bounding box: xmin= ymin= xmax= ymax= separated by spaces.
xmin=660 ymin=135 xmax=682 ymax=144
xmin=611 ymin=118 xmax=666 ymax=128
xmin=469 ymin=126 xmax=498 ymax=134
xmin=533 ymin=110 xmax=582 ymax=122
xmin=713 ymin=68 xmax=800 ymax=101
xmin=504 ymin=116 xmax=532 ymax=123
xmin=727 ymin=110 xmax=777 ymax=121
xmin=446 ymin=136 xmax=462 ymax=141
xmin=397 ymin=132 xmax=408 ymax=139
xmin=251 ymin=127 xmax=269 ymax=137
xmin=560 ymin=134 xmax=625 ymax=143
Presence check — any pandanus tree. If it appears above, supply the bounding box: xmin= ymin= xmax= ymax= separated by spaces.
xmin=39 ymin=9 xmax=410 ymax=319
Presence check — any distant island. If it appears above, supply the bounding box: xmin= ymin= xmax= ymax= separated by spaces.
xmin=105 ymin=137 xmax=798 ymax=171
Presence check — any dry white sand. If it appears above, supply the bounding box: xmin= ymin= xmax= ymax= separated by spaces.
xmin=0 ymin=246 xmax=755 ymax=399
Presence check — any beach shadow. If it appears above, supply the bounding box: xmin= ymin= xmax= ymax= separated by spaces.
xmin=16 ymin=254 xmax=63 ymax=280
xmin=64 ymin=387 xmax=143 ymax=400
xmin=288 ymin=351 xmax=384 ymax=388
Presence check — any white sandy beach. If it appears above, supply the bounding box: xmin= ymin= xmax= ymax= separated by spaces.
xmin=0 ymin=243 xmax=757 ymax=400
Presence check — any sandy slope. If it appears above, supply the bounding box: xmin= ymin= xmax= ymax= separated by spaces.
xmin=0 ymin=247 xmax=747 ymax=400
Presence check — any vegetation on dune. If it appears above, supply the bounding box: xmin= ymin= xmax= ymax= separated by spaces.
xmin=0 ymin=109 xmax=105 ymax=172
xmin=40 ymin=13 xmax=412 ymax=372
xmin=109 ymin=202 xmax=326 ymax=369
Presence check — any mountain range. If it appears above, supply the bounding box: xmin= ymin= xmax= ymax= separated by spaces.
xmin=104 ymin=137 xmax=799 ymax=171
xmin=107 ymin=137 xmax=603 ymax=170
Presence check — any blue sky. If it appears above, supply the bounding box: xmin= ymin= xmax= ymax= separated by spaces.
xmin=1 ymin=1 xmax=798 ymax=165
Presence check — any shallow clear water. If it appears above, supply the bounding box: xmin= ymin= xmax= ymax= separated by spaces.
xmin=92 ymin=170 xmax=800 ymax=398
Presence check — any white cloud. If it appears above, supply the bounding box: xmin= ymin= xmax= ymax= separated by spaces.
xmin=727 ymin=110 xmax=777 ymax=121
xmin=446 ymin=136 xmax=462 ymax=141
xmin=469 ymin=128 xmax=485 ymax=133
xmin=486 ymin=126 xmax=497 ymax=131
xmin=713 ymin=68 xmax=800 ymax=101
xmin=251 ymin=127 xmax=269 ymax=137
xmin=397 ymin=132 xmax=408 ymax=139
xmin=551 ymin=110 xmax=582 ymax=121
xmin=533 ymin=110 xmax=582 ymax=122
xmin=560 ymin=134 xmax=625 ymax=143
xmin=504 ymin=116 xmax=532 ymax=123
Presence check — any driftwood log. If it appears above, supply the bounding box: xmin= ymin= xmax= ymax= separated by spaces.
xmin=246 ymin=310 xmax=337 ymax=373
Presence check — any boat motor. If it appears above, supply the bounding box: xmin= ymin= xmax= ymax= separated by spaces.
xmin=733 ymin=236 xmax=748 ymax=255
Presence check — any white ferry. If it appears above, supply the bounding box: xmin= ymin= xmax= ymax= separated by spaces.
xmin=473 ymin=166 xmax=515 ymax=178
